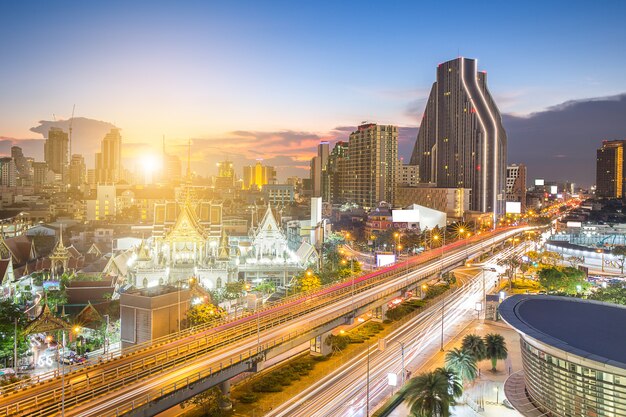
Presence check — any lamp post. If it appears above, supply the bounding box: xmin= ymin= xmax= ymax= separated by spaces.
xmin=597 ymin=249 xmax=605 ymax=272
xmin=398 ymin=341 xmax=406 ymax=386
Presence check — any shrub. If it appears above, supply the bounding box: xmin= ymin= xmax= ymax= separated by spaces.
xmin=239 ymin=392 xmax=258 ymax=403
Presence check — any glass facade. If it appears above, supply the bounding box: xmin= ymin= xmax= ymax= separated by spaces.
xmin=521 ymin=338 xmax=626 ymax=417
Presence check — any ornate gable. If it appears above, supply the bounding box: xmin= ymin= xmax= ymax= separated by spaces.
xmin=164 ymin=202 xmax=208 ymax=243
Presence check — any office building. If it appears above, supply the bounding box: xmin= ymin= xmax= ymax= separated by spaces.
xmin=501 ymin=295 xmax=626 ymax=417
xmin=86 ymin=184 xmax=117 ymax=221
xmin=243 ymin=161 xmax=276 ymax=190
xmin=506 ymin=163 xmax=527 ymax=212
xmin=410 ymin=57 xmax=507 ymax=218
xmin=11 ymin=146 xmax=31 ymax=184
xmin=596 ymin=140 xmax=626 ymax=198
xmin=95 ymin=128 xmax=122 ymax=184
xmin=69 ymin=154 xmax=86 ymax=188
xmin=162 ymin=154 xmax=182 ymax=184
xmin=44 ymin=127 xmax=69 ymax=180
xmin=343 ymin=123 xmax=398 ymax=209
xmin=32 ymin=162 xmax=50 ymax=187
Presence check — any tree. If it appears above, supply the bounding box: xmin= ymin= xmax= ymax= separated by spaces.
xmin=484 ymin=333 xmax=508 ymax=372
xmin=612 ymin=246 xmax=626 ymax=273
xmin=187 ymin=304 xmax=227 ymax=327
xmin=181 ymin=387 xmax=228 ymax=417
xmin=0 ymin=300 xmax=29 ymax=363
xmin=223 ymin=281 xmax=245 ymax=300
xmin=461 ymin=334 xmax=487 ymax=361
xmin=435 ymin=366 xmax=463 ymax=398
xmin=296 ymin=271 xmax=321 ymax=293
xmin=589 ymin=282 xmax=626 ymax=305
xmin=405 ymin=370 xmax=455 ymax=417
xmin=537 ymin=266 xmax=588 ymax=294
xmin=445 ymin=348 xmax=478 ymax=383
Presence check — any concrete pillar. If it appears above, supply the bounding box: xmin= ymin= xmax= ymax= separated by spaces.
xmin=310 ymin=331 xmax=333 ymax=357
xmin=219 ymin=380 xmax=233 ymax=410
xmin=372 ymin=303 xmax=389 ymax=322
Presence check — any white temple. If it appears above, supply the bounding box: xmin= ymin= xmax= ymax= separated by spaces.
xmin=121 ymin=199 xmax=315 ymax=291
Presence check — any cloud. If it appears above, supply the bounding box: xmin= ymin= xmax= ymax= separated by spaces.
xmin=0 ymin=137 xmax=44 ymax=159
xmin=504 ymin=93 xmax=626 ymax=187
xmin=28 ymin=117 xmax=118 ymax=167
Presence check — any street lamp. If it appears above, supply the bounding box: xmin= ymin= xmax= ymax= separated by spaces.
xmin=597 ymin=249 xmax=605 ymax=272
xmin=421 ymin=284 xmax=428 ymax=299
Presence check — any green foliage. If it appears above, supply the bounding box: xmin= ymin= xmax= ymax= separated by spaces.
xmin=0 ymin=300 xmax=29 ymax=361
xmin=295 ymin=271 xmax=322 ymax=293
xmin=187 ymin=303 xmax=227 ymax=327
xmin=445 ymin=348 xmax=478 ymax=382
xmin=325 ymin=334 xmax=350 ymax=353
xmin=588 ymin=283 xmax=626 ymax=305
xmin=484 ymin=333 xmax=508 ymax=372
xmin=461 ymin=334 xmax=487 ymax=361
xmin=239 ymin=392 xmax=258 ymax=403
xmin=251 ymin=357 xmax=316 ymax=393
xmin=425 ymin=284 xmax=450 ymax=299
xmin=385 ymin=299 xmax=425 ymax=321
xmin=537 ymin=266 xmax=588 ymax=294
xmin=405 ymin=367 xmax=461 ymax=417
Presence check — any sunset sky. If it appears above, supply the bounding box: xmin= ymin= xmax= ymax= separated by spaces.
xmin=1 ymin=1 xmax=626 ymax=183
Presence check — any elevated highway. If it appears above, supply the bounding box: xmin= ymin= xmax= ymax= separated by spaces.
xmin=0 ymin=226 xmax=529 ymax=417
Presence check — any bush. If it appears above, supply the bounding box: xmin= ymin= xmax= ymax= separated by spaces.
xmin=239 ymin=392 xmax=258 ymax=403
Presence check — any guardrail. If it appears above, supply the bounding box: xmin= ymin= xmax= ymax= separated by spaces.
xmin=1 ymin=227 xmax=525 ymax=416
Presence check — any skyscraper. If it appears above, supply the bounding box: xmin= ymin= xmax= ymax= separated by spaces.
xmin=344 ymin=123 xmax=398 ymax=209
xmin=596 ymin=140 xmax=626 ymax=198
xmin=95 ymin=128 xmax=122 ymax=184
xmin=410 ymin=57 xmax=507 ymax=218
xmin=0 ymin=158 xmax=16 ymax=187
xmin=310 ymin=142 xmax=329 ymax=199
xmin=44 ymin=127 xmax=69 ymax=180
xmin=327 ymin=141 xmax=348 ymax=204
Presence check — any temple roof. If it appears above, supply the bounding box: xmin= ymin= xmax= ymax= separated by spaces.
xmin=24 ymin=302 xmax=69 ymax=334
xmin=164 ymin=201 xmax=208 ymax=242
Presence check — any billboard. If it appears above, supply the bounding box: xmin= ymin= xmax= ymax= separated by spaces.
xmin=392 ymin=209 xmax=420 ymax=223
xmin=566 ymin=221 xmax=582 ymax=228
xmin=376 ymin=254 xmax=396 ymax=267
xmin=505 ymin=202 xmax=522 ymax=214
xmin=550 ymin=185 xmax=558 ymax=194
xmin=535 ymin=179 xmax=545 ymax=186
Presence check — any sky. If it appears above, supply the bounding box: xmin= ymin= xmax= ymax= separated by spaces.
xmin=1 ymin=0 xmax=626 ymax=185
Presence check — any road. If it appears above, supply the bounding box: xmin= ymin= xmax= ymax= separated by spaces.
xmin=265 ymin=243 xmax=528 ymax=417
xmin=1 ymin=226 xmax=528 ymax=417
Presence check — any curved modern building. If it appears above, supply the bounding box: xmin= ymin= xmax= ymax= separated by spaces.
xmin=500 ymin=295 xmax=626 ymax=417
xmin=410 ymin=57 xmax=507 ymax=219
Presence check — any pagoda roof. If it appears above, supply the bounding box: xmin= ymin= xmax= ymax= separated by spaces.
xmin=164 ymin=200 xmax=208 ymax=242
xmin=24 ymin=302 xmax=69 ymax=334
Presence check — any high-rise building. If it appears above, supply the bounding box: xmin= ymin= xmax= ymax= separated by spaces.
xmin=344 ymin=123 xmax=398 ymax=209
xmin=243 ymin=161 xmax=276 ymax=190
xmin=69 ymin=154 xmax=86 ymax=188
xmin=32 ymin=162 xmax=50 ymax=187
xmin=327 ymin=141 xmax=348 ymax=204
xmin=0 ymin=158 xmax=16 ymax=187
xmin=11 ymin=146 xmax=30 ymax=181
xmin=310 ymin=142 xmax=330 ymax=199
xmin=506 ymin=164 xmax=527 ymax=212
xmin=410 ymin=57 xmax=507 ymax=218
xmin=215 ymin=160 xmax=235 ymax=190
xmin=162 ymin=154 xmax=182 ymax=184
xmin=596 ymin=140 xmax=626 ymax=198
xmin=44 ymin=127 xmax=69 ymax=180
xmin=95 ymin=128 xmax=122 ymax=184
xmin=399 ymin=165 xmax=420 ymax=187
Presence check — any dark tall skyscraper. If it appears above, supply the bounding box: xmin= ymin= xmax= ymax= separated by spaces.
xmin=44 ymin=127 xmax=69 ymax=180
xmin=596 ymin=140 xmax=626 ymax=198
xmin=410 ymin=57 xmax=507 ymax=219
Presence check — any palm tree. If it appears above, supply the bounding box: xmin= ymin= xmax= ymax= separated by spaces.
xmin=445 ymin=348 xmax=478 ymax=382
xmin=405 ymin=370 xmax=454 ymax=417
xmin=435 ymin=366 xmax=463 ymax=399
xmin=484 ymin=333 xmax=508 ymax=372
xmin=461 ymin=334 xmax=487 ymax=361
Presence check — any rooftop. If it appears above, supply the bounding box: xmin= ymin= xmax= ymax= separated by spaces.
xmin=500 ymin=295 xmax=626 ymax=368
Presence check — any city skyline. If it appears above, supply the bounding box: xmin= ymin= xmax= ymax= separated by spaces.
xmin=2 ymin=1 xmax=626 ymax=185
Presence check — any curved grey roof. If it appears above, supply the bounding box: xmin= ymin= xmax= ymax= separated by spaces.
xmin=500 ymin=294 xmax=626 ymax=369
